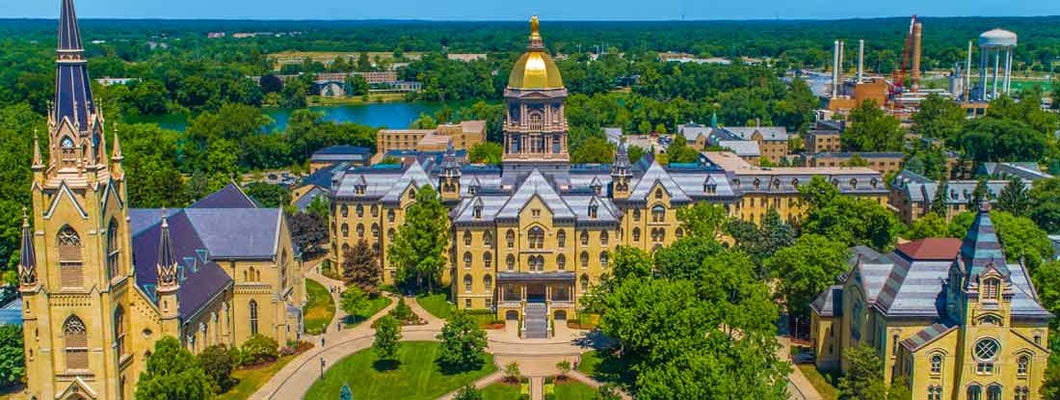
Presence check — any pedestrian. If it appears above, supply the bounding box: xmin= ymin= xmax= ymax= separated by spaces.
xmin=321 ymin=336 xmax=326 ymax=347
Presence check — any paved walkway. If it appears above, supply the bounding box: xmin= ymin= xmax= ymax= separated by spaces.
xmin=777 ymin=336 xmax=823 ymax=400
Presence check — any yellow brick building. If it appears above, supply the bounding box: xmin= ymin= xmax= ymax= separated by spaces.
xmin=328 ymin=18 xmax=887 ymax=339
xmin=810 ymin=204 xmax=1052 ymax=399
xmin=18 ymin=2 xmax=304 ymax=398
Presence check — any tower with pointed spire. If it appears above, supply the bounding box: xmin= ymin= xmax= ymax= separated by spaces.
xmin=440 ymin=141 xmax=462 ymax=203
xmin=610 ymin=142 xmax=633 ymax=200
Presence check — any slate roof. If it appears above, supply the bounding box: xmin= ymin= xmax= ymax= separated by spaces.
xmin=716 ymin=126 xmax=789 ymax=142
xmin=54 ymin=0 xmax=96 ymax=132
xmin=293 ymin=186 xmax=328 ymax=211
xmin=301 ymin=162 xmax=350 ymax=189
xmin=183 ymin=208 xmax=283 ymax=259
xmin=189 ymin=183 xmax=259 ymax=209
xmin=497 ymin=170 xmax=577 ymax=221
xmin=900 ymin=321 xmax=958 ymax=351
xmin=959 ymin=204 xmax=1010 ymax=279
xmin=718 ymin=140 xmax=760 ymax=157
xmin=979 ymin=162 xmax=1052 ymax=181
xmin=310 ymin=146 xmax=370 ymax=163
xmin=629 ymin=162 xmax=692 ymax=204
xmin=332 ymin=161 xmax=437 ymax=203
xmin=891 ymin=170 xmax=1011 ymax=205
xmin=810 ymin=285 xmax=843 ymax=317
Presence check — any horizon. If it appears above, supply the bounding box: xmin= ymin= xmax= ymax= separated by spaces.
xmin=5 ymin=0 xmax=1060 ymax=21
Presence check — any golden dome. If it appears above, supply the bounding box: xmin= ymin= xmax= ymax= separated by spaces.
xmin=507 ymin=17 xmax=564 ymax=90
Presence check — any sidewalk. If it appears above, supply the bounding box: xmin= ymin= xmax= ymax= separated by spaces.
xmin=777 ymin=336 xmax=824 ymax=400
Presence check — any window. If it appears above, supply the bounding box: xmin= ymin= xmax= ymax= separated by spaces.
xmin=930 ymin=354 xmax=943 ymax=374
xmin=529 ymin=227 xmax=544 ymax=249
xmin=249 ymin=300 xmax=259 ymax=335
xmin=600 ymin=251 xmax=609 ymax=268
xmin=531 ymin=209 xmax=541 ymax=218
xmin=114 ymin=307 xmax=126 ymax=358
xmin=484 ymin=253 xmax=493 ymax=269
xmin=975 ymin=338 xmax=1000 ymax=362
xmin=372 ymin=224 xmax=379 ymax=239
xmin=506 ymin=255 xmax=515 ymax=271
xmin=356 ymin=204 xmax=364 ymax=217
xmin=557 ymin=254 xmax=566 ymax=270
xmin=484 ymin=275 xmax=493 ymax=291
xmin=651 ymin=206 xmax=666 ymax=223
xmin=983 ymin=278 xmax=1000 ymax=301
xmin=580 ymin=252 xmax=589 ymax=268
xmin=64 ymin=315 xmax=88 ymax=370
xmin=106 ymin=219 xmax=121 ymax=280
xmin=1015 ymin=386 xmax=1030 ymax=400
xmin=483 ymin=231 xmax=493 ymax=247
xmin=387 ymin=229 xmax=395 ymax=242
xmin=633 ymin=209 xmax=641 ymax=221
xmin=633 ymin=228 xmax=641 ymax=242
xmin=356 ymin=224 xmax=364 ymax=238
xmin=967 ymin=385 xmax=982 ymax=400
xmin=580 ymin=274 xmax=589 ymax=292
xmin=341 ymin=223 xmax=349 ymax=238
xmin=675 ymin=228 xmax=684 ymax=239
xmin=1018 ymin=355 xmax=1030 ymax=375
xmin=387 ymin=209 xmax=395 ymax=222
xmin=58 ymin=226 xmax=83 ymax=288
xmin=892 ymin=334 xmax=898 ymax=356
xmin=655 ymin=189 xmax=663 ymax=199
xmin=464 ymin=274 xmax=472 ymax=293
xmin=341 ymin=205 xmax=349 ymax=218
xmin=463 ymin=231 xmax=472 ymax=246
xmin=580 ymin=231 xmax=589 ymax=246
xmin=371 ymin=205 xmax=379 ymax=217
xmin=557 ymin=230 xmax=566 ymax=248
xmin=987 ymin=385 xmax=1001 ymax=400
xmin=465 ymin=299 xmax=472 ymax=308
xmin=927 ymin=385 xmax=943 ymax=400
xmin=506 ymin=229 xmax=515 ymax=248
xmin=463 ymin=252 xmax=472 ymax=269
xmin=600 ymin=231 xmax=609 ymax=246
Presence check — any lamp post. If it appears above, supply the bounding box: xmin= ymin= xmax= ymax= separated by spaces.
xmin=320 ymin=357 xmax=326 ymax=379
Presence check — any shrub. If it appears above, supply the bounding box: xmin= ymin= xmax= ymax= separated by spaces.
xmin=555 ymin=360 xmax=571 ymax=380
xmin=390 ymin=297 xmax=419 ymax=324
xmin=198 ymin=344 xmax=235 ymax=393
xmin=0 ymin=324 xmax=24 ymax=386
xmin=504 ymin=361 xmax=521 ymax=383
xmin=240 ymin=334 xmax=279 ymax=366
xmin=452 ymin=384 xmax=483 ymax=400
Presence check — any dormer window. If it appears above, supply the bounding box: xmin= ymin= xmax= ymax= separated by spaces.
xmin=983 ymin=277 xmax=1000 ymax=301
xmin=704 ymin=183 xmax=717 ymax=194
xmin=753 ymin=178 xmax=761 ymax=190
xmin=791 ymin=178 xmax=800 ymax=189
xmin=473 ymin=205 xmax=482 ymax=219
xmin=870 ymin=178 xmax=879 ymax=188
xmin=850 ymin=178 xmax=858 ymax=189
xmin=589 ymin=204 xmax=598 ymax=219
xmin=469 ymin=185 xmax=477 ymax=195
xmin=355 ymin=184 xmax=366 ymax=195
xmin=655 ymin=189 xmax=663 ymax=199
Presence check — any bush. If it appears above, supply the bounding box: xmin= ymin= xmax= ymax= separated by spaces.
xmin=504 ymin=361 xmax=521 ymax=383
xmin=240 ymin=334 xmax=280 ymax=366
xmin=452 ymin=384 xmax=483 ymax=400
xmin=389 ymin=297 xmax=420 ymax=324
xmin=198 ymin=344 xmax=235 ymax=393
xmin=555 ymin=360 xmax=571 ymax=380
xmin=0 ymin=324 xmax=24 ymax=386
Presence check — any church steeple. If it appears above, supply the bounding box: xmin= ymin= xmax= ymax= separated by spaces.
xmin=440 ymin=141 xmax=462 ymax=203
xmin=17 ymin=209 xmax=37 ymax=288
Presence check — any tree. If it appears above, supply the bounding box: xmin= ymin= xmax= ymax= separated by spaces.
xmin=242 ymin=182 xmax=290 ymax=208
xmin=198 ymin=344 xmax=235 ymax=393
xmin=289 ymin=211 xmax=328 ymax=258
xmin=0 ymin=325 xmax=24 ymax=386
xmin=468 ymin=142 xmax=502 ymax=165
xmin=239 ymin=334 xmax=279 ymax=366
xmin=997 ymin=177 xmax=1030 ymax=217
xmin=452 ymin=384 xmax=483 ymax=400
xmin=341 ymin=286 xmax=370 ymax=317
xmin=838 ymin=344 xmax=889 ymax=400
xmin=340 ymin=383 xmax=353 ymax=400
xmin=1030 ymin=177 xmax=1060 ymax=233
xmin=968 ymin=178 xmax=990 ymax=209
xmin=957 ymin=118 xmax=1050 ymax=165
xmin=652 ymin=236 xmax=724 ymax=281
xmin=929 ymin=180 xmax=950 ymax=217
xmin=571 ymin=136 xmax=616 ymax=164
xmin=503 ymin=361 xmax=521 ymax=383
xmin=913 ymin=93 xmax=965 ymax=141
xmin=436 ymin=311 xmax=487 ymax=371
xmin=373 ymin=315 xmax=402 ymax=360
xmin=389 ymin=185 xmax=449 ymax=292
xmin=665 ymin=135 xmax=700 ymax=164
xmin=411 ymin=113 xmax=438 ymax=129
xmin=766 ymin=234 xmax=850 ymax=319
xmin=136 ymin=336 xmax=215 ymax=400
xmin=907 ymin=213 xmax=950 ymax=240
xmin=348 ymin=75 xmax=370 ymax=96
xmin=800 ymin=177 xmax=900 ymax=251
xmin=342 ymin=240 xmax=381 ymax=292
xmin=949 ymin=210 xmax=1054 ymax=271
xmin=259 ymin=74 xmax=284 ymax=94
xmin=556 ymin=360 xmax=572 ymax=379
xmin=676 ymin=202 xmax=728 ymax=240
xmin=842 ymin=100 xmax=903 ymax=152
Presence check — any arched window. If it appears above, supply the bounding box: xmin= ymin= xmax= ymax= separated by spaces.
xmin=967 ymin=385 xmax=982 ymax=400
xmin=371 ymin=205 xmax=379 ymax=217
xmin=983 ymin=278 xmax=1000 ymax=300
xmin=655 ymin=189 xmax=663 ymax=199
xmin=675 ymin=227 xmax=684 ymax=239
xmin=1018 ymin=355 xmax=1030 ymax=375
xmin=106 ymin=218 xmax=120 ymax=280
xmin=484 ymin=275 xmax=493 ymax=291
xmin=356 ymin=204 xmax=364 ymax=217
xmin=463 ymin=252 xmax=472 ymax=269
xmin=464 ymin=274 xmax=473 ymax=293
xmin=372 ymin=223 xmax=379 ymax=239
xmin=387 ymin=229 xmax=395 ymax=242
xmin=484 ymin=252 xmax=493 ymax=269
xmin=387 ymin=209 xmax=395 ymax=222
xmin=341 ymin=223 xmax=349 ymax=238
xmin=463 ymin=231 xmax=472 ymax=246
xmin=114 ymin=307 xmax=126 ymax=358
xmin=58 ymin=226 xmax=83 ymax=288
xmin=529 ymin=113 xmax=544 ymax=131
xmin=557 ymin=254 xmax=567 ymax=270
xmin=930 ymin=354 xmax=943 ymax=374
xmin=506 ymin=229 xmax=515 ymax=248
xmin=987 ymin=385 xmax=1001 ymax=400
xmin=633 ymin=209 xmax=641 ymax=221
xmin=600 ymin=231 xmax=609 ymax=246
xmin=356 ymin=223 xmax=364 ymax=238
xmin=556 ymin=230 xmax=566 ymax=248
xmin=506 ymin=254 xmax=515 ymax=271
xmin=652 ymin=205 xmax=666 ymax=222
xmin=928 ymin=385 xmax=943 ymax=400
xmin=529 ymin=227 xmax=544 ymax=249
xmin=975 ymin=338 xmax=1000 ymax=374
xmin=341 ymin=205 xmax=349 ymax=218
xmin=580 ymin=230 xmax=589 ymax=246
xmin=580 ymin=252 xmax=589 ymax=268
xmin=64 ymin=315 xmax=88 ymax=370
xmin=600 ymin=251 xmax=609 ymax=268
xmin=633 ymin=228 xmax=641 ymax=242
xmin=483 ymin=231 xmax=493 ymax=247
xmin=580 ymin=274 xmax=590 ymax=292
xmin=249 ymin=300 xmax=259 ymax=335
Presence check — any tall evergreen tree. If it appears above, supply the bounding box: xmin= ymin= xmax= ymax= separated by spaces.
xmin=969 ymin=178 xmax=990 ymax=209
xmin=389 ymin=185 xmax=449 ymax=292
xmin=930 ymin=180 xmax=950 ymax=217
xmin=997 ymin=177 xmax=1031 ymax=217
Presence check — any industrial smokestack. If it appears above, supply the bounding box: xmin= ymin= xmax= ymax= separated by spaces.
xmin=832 ymin=40 xmax=840 ymax=98
xmin=839 ymin=40 xmax=845 ymax=95
xmin=857 ymin=39 xmax=865 ymax=83
xmin=965 ymin=40 xmax=973 ymax=101
xmin=911 ymin=23 xmax=923 ymax=92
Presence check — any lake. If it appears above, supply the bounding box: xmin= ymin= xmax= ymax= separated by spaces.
xmin=128 ymin=102 xmax=459 ymax=132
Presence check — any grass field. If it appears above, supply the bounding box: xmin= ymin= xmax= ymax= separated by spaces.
xmin=305 ymin=341 xmax=496 ymax=400
xmin=303 ymin=279 xmax=335 ymax=335
xmin=482 ymin=382 xmax=524 ymax=400
xmin=343 ymin=295 xmax=393 ymax=327
xmin=218 ymin=353 xmax=300 ymax=400
xmin=797 ymin=364 xmax=839 ymax=400
xmin=417 ymin=292 xmax=454 ymax=319
xmin=550 ymin=381 xmax=598 ymax=400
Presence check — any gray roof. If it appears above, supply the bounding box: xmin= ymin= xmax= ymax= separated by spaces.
xmin=333 ymin=161 xmax=437 ymax=203
xmin=892 ymin=170 xmax=1011 ymax=204
xmin=183 ymin=208 xmax=283 ymax=259
xmin=717 ymin=126 xmax=789 ymax=142
xmin=810 ymin=285 xmax=843 ymax=317
xmin=678 ymin=124 xmax=713 ymax=142
xmin=628 ymin=162 xmax=692 ymax=204
xmin=718 ymin=140 xmax=760 ymax=157
xmin=189 ymin=183 xmax=259 ymax=209
xmin=496 ymin=170 xmax=576 ymax=221
xmin=979 ymin=162 xmax=1052 ymax=181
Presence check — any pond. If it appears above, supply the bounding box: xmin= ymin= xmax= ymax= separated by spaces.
xmin=127 ymin=102 xmax=462 ymax=132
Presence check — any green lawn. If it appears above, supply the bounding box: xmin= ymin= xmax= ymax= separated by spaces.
xmin=343 ymin=296 xmax=393 ymax=327
xmin=218 ymin=353 xmax=299 ymax=400
xmin=417 ymin=292 xmax=454 ymax=319
xmin=549 ymin=381 xmax=598 ymax=400
xmin=482 ymin=382 xmax=524 ymax=400
xmin=577 ymin=350 xmax=601 ymax=375
xmin=304 ymin=279 xmax=335 ymax=335
xmin=305 ymin=341 xmax=497 ymax=400
xmin=796 ymin=364 xmax=839 ymax=400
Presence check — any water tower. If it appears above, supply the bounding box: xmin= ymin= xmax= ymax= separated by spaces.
xmin=978 ymin=28 xmax=1017 ymax=100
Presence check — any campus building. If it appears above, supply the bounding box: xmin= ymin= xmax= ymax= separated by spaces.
xmin=328 ymin=18 xmax=887 ymax=339
xmin=374 ymin=120 xmax=486 ymax=163
xmin=810 ymin=203 xmax=1052 ymax=399
xmin=889 ymin=167 xmax=1051 ymax=224
xmin=19 ymin=2 xmax=303 ymax=398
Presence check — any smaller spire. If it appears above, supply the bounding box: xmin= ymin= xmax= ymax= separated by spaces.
xmin=18 ymin=207 xmax=37 ymax=286
xmin=157 ymin=209 xmax=178 ymax=288
xmin=111 ymin=128 xmax=123 ymax=161
xmin=31 ymin=132 xmax=43 ymax=169
xmin=611 ymin=141 xmax=632 ymax=177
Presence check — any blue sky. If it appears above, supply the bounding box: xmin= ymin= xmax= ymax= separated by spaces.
xmin=7 ymin=0 xmax=1060 ymax=20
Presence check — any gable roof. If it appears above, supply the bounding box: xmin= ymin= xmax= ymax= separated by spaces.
xmin=896 ymin=238 xmax=962 ymax=261
xmin=496 ymin=169 xmax=575 ymax=220
xmin=960 ymin=204 xmax=1010 ymax=279
xmin=900 ymin=321 xmax=958 ymax=352
xmin=189 ymin=183 xmax=259 ymax=209
xmin=629 ymin=162 xmax=691 ymax=203
xmin=183 ymin=208 xmax=283 ymax=259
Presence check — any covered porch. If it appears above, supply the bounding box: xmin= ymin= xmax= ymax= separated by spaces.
xmin=495 ymin=272 xmax=577 ymax=337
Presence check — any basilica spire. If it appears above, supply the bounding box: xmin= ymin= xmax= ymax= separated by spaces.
xmin=17 ymin=209 xmax=37 ymax=287
xmin=156 ymin=212 xmax=179 ymax=290
xmin=53 ymin=0 xmax=96 ymax=133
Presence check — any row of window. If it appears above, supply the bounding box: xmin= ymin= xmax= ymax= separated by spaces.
xmin=462 ymin=251 xmax=609 ymax=270
xmin=460 ymin=228 xmax=614 ymax=249
xmin=339 ymin=204 xmax=395 ymax=222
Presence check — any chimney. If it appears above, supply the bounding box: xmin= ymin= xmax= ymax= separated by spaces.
xmin=839 ymin=40 xmax=845 ymax=95
xmin=857 ymin=39 xmax=865 ymax=83
xmin=911 ymin=23 xmax=923 ymax=92
xmin=832 ymin=40 xmax=840 ymax=98
xmin=965 ymin=40 xmax=973 ymax=101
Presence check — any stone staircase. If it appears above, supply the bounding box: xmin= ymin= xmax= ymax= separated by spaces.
xmin=523 ymin=303 xmax=549 ymax=339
